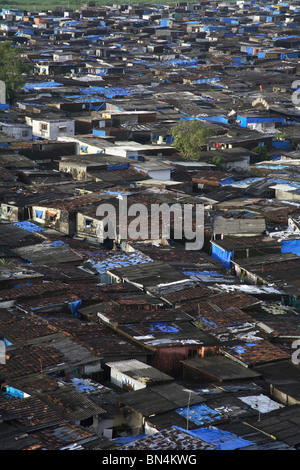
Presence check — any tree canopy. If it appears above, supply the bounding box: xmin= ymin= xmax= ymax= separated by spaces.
xmin=252 ymin=144 xmax=270 ymax=163
xmin=211 ymin=155 xmax=226 ymax=170
xmin=171 ymin=120 xmax=217 ymax=160
xmin=0 ymin=41 xmax=31 ymax=103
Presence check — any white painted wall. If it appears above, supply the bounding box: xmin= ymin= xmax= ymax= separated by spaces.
xmin=1 ymin=124 xmax=32 ymax=140
xmin=31 ymin=119 xmax=75 ymax=140
xmin=110 ymin=369 xmax=146 ymax=391
xmin=148 ymin=169 xmax=171 ymax=180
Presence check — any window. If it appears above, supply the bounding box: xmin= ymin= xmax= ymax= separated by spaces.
xmin=84 ymin=218 xmax=94 ymax=229
xmin=35 ymin=209 xmax=43 ymax=219
xmin=6 ymin=206 xmax=14 ymax=215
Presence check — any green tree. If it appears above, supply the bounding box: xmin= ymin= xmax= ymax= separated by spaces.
xmin=171 ymin=120 xmax=217 ymax=160
xmin=275 ymin=130 xmax=288 ymax=141
xmin=211 ymin=155 xmax=226 ymax=170
xmin=252 ymin=144 xmax=270 ymax=163
xmin=0 ymin=41 xmax=31 ymax=104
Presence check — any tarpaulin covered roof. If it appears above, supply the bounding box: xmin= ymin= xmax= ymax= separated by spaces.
xmin=175 ymin=403 xmax=223 ymax=426
xmin=13 ymin=221 xmax=45 ymax=233
xmin=86 ymin=250 xmax=153 ymax=274
xmin=182 ymin=426 xmax=253 ymax=450
xmin=79 ymin=86 xmax=132 ymax=98
xmin=23 ymin=81 xmax=64 ymax=90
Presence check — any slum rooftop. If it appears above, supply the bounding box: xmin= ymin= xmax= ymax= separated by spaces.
xmin=1 ymin=0 xmax=300 ymax=452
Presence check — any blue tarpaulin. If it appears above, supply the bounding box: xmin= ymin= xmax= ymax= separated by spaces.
xmin=107 ymin=164 xmax=130 ymax=171
xmin=199 ymin=316 xmax=218 ymax=328
xmin=50 ymin=240 xmax=67 ymax=247
xmin=68 ymin=378 xmax=104 ymax=393
xmin=175 ymin=404 xmax=222 ymax=426
xmin=35 ymin=209 xmax=43 ymax=219
xmin=93 ymin=129 xmax=106 ymax=136
xmin=5 ymin=386 xmax=25 ymax=399
xmin=80 ymin=87 xmax=132 ymax=98
xmin=281 ymin=239 xmax=300 ymax=257
xmin=272 ymin=140 xmax=290 ymax=149
xmin=165 ymin=59 xmax=198 ymax=66
xmin=23 ymin=81 xmax=63 ymax=90
xmin=220 ymin=177 xmax=235 ymax=186
xmin=194 ymin=77 xmax=222 ymax=85
xmin=87 ymin=251 xmax=153 ymax=275
xmin=183 ymin=271 xmax=223 ymax=277
xmin=211 ymin=244 xmax=233 ymax=269
xmin=69 ymin=300 xmax=82 ymax=318
xmin=1 ymin=337 xmax=13 ymax=346
xmin=237 ymin=115 xmax=285 ymax=128
xmin=228 ymin=345 xmax=248 ymax=354
xmin=90 ymin=102 xmax=105 ymax=111
xmin=257 ymin=164 xmax=288 ymax=169
xmin=182 ymin=427 xmax=253 ymax=450
xmin=14 ymin=221 xmax=45 ymax=233
xmin=148 ymin=322 xmax=180 ymax=334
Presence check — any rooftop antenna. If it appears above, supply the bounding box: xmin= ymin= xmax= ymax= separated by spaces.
xmin=186 ymin=390 xmax=192 ymax=430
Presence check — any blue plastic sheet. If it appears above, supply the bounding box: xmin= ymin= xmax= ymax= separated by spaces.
xmin=23 ymin=81 xmax=63 ymax=90
xmin=181 ymin=427 xmax=252 ymax=450
xmin=90 ymin=102 xmax=105 ymax=111
xmin=164 ymin=59 xmax=198 ymax=66
xmin=272 ymin=140 xmax=290 ymax=149
xmin=80 ymin=86 xmax=132 ymax=98
xmin=107 ymin=164 xmax=130 ymax=171
xmin=211 ymin=244 xmax=233 ymax=269
xmin=229 ymin=345 xmax=248 ymax=354
xmin=14 ymin=221 xmax=45 ymax=233
xmin=220 ymin=177 xmax=235 ymax=185
xmin=281 ymin=239 xmax=300 ymax=257
xmin=50 ymin=240 xmax=67 ymax=247
xmin=35 ymin=210 xmax=43 ymax=219
xmin=1 ymin=337 xmax=13 ymax=346
xmin=68 ymin=378 xmax=102 ymax=393
xmin=175 ymin=404 xmax=222 ymax=426
xmin=183 ymin=271 xmax=223 ymax=276
xmin=148 ymin=322 xmax=179 ymax=334
xmin=199 ymin=317 xmax=218 ymax=328
xmin=69 ymin=300 xmax=82 ymax=318
xmin=88 ymin=251 xmax=153 ymax=275
xmin=5 ymin=386 xmax=25 ymax=399
xmin=237 ymin=115 xmax=284 ymax=128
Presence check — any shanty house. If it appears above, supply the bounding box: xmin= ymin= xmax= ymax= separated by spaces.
xmin=212 ymin=210 xmax=266 ymax=239
xmin=105 ymin=359 xmax=173 ymax=391
xmin=30 ymin=118 xmax=75 ymax=140
xmin=30 ymin=195 xmax=101 ymax=236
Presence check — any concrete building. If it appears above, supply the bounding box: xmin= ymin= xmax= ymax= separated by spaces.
xmin=30 ymin=118 xmax=75 ymax=140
